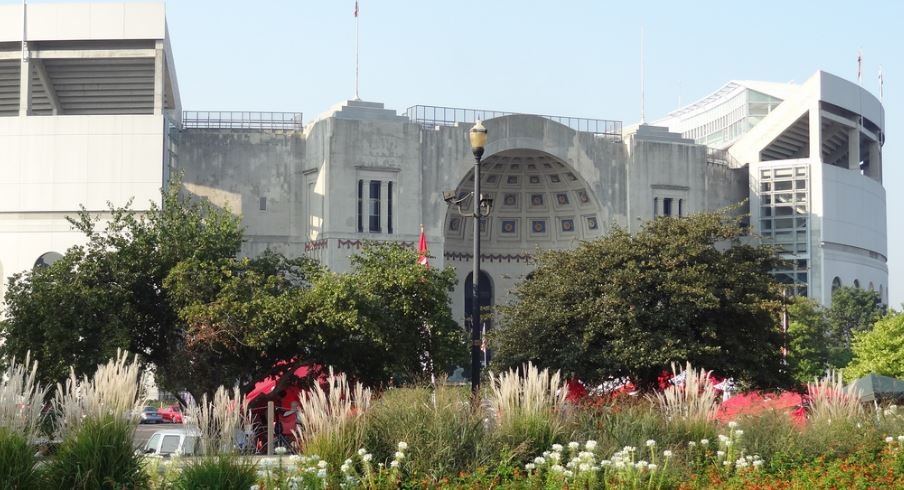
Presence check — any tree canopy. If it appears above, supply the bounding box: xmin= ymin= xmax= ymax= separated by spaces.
xmin=1 ymin=182 xmax=242 ymax=389
xmin=786 ymin=296 xmax=832 ymax=384
xmin=167 ymin=243 xmax=465 ymax=394
xmin=1 ymin=181 xmax=465 ymax=398
xmin=844 ymin=312 xmax=904 ymax=380
xmin=490 ymin=211 xmax=789 ymax=388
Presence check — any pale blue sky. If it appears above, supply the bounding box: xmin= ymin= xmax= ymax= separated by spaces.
xmin=16 ymin=0 xmax=903 ymax=306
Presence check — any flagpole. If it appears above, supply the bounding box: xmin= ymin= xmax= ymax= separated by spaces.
xmin=640 ymin=27 xmax=645 ymax=124
xmin=878 ymin=65 xmax=884 ymax=101
xmin=354 ymin=1 xmax=360 ymax=100
xmin=22 ymin=0 xmax=28 ymax=63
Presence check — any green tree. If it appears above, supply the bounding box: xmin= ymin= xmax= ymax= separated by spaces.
xmin=827 ymin=286 xmax=885 ymax=367
xmin=785 ymin=296 xmax=832 ymax=384
xmin=844 ymin=313 xmax=904 ymax=380
xmin=0 ymin=179 xmax=241 ymax=390
xmin=491 ymin=212 xmax=789 ymax=388
xmin=165 ymin=243 xmax=466 ymax=393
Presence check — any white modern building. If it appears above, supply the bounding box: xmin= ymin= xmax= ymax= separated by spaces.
xmin=657 ymin=73 xmax=887 ymax=305
xmin=0 ymin=3 xmax=888 ymax=324
xmin=0 ymin=2 xmax=180 ymax=303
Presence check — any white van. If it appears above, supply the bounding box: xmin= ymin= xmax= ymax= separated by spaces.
xmin=142 ymin=428 xmax=200 ymax=457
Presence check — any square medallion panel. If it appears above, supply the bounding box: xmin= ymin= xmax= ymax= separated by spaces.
xmin=501 ymin=192 xmax=520 ymax=210
xmin=447 ymin=216 xmax=464 ymax=239
xmin=529 ymin=218 xmax=549 ymax=238
xmin=557 ymin=216 xmax=577 ymax=238
xmin=498 ymin=218 xmax=521 ymax=240
xmin=529 ymin=193 xmax=546 ymax=209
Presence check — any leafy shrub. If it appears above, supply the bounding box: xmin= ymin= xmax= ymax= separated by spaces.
xmin=174 ymin=456 xmax=257 ymax=490
xmin=364 ymin=384 xmax=487 ymax=480
xmin=0 ymin=428 xmax=42 ymax=490
xmin=42 ymin=415 xmax=148 ymax=490
xmin=731 ymin=410 xmax=798 ymax=468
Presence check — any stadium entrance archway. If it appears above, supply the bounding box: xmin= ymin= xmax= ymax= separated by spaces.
xmin=442 ymin=148 xmax=605 ymax=321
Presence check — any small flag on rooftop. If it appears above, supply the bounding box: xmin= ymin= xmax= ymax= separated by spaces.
xmin=418 ymin=225 xmax=429 ymax=267
xmin=857 ymin=49 xmax=863 ymax=85
xmin=354 ymin=1 xmax=358 ymax=17
xmin=878 ymin=65 xmax=884 ymax=100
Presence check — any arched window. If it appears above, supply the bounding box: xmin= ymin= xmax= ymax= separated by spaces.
xmin=831 ymin=276 xmax=841 ymax=293
xmin=34 ymin=251 xmax=63 ymax=269
xmin=869 ymin=282 xmax=875 ymax=291
xmin=464 ymin=270 xmax=493 ymax=318
xmin=853 ymin=279 xmax=860 ymax=289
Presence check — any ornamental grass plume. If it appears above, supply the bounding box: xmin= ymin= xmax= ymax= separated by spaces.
xmin=186 ymin=384 xmax=248 ymax=455
xmin=652 ymin=362 xmax=719 ymax=425
xmin=488 ymin=362 xmax=569 ymax=460
xmin=52 ymin=349 xmax=146 ymax=438
xmin=293 ymin=367 xmax=371 ymax=470
xmin=294 ymin=367 xmax=371 ymax=446
xmin=807 ymin=369 xmax=863 ymax=423
xmin=489 ymin=362 xmax=567 ymax=424
xmin=0 ymin=352 xmax=49 ymax=441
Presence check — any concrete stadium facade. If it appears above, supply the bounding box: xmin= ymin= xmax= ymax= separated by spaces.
xmin=0 ymin=3 xmax=888 ymax=327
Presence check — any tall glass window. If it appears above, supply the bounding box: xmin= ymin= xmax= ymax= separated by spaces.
xmin=357 ymin=180 xmax=364 ymax=232
xmin=760 ymin=165 xmax=810 ymax=296
xmin=387 ymin=182 xmax=394 ymax=234
xmin=369 ymin=180 xmax=381 ymax=232
xmin=663 ymin=198 xmax=673 ymax=217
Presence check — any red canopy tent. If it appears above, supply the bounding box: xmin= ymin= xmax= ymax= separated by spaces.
xmin=245 ymin=364 xmax=313 ymax=410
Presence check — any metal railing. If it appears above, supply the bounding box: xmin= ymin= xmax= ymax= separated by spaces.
xmin=405 ymin=105 xmax=622 ymax=140
xmin=182 ymin=111 xmax=303 ymax=130
xmin=706 ymin=147 xmax=737 ymax=166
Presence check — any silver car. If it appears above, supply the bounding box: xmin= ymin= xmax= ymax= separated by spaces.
xmin=139 ymin=406 xmax=164 ymax=424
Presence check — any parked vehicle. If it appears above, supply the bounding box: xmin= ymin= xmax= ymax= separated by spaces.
xmin=139 ymin=406 xmax=164 ymax=424
xmin=141 ymin=428 xmax=200 ymax=457
xmin=157 ymin=404 xmax=183 ymax=423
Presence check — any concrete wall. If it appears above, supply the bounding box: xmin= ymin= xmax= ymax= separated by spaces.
xmin=175 ymin=129 xmax=306 ymax=258
xmin=0 ymin=114 xmax=164 ymax=301
xmin=0 ymin=2 xmax=166 ymax=43
xmin=814 ymin=163 xmax=887 ymax=304
xmin=0 ymin=115 xmax=164 ymax=212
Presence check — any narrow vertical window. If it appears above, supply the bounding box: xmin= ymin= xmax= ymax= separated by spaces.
xmin=357 ymin=180 xmax=363 ymax=232
xmin=678 ymin=199 xmax=683 ymax=217
xmin=663 ymin=198 xmax=673 ymax=217
xmin=653 ymin=197 xmax=658 ymax=217
xmin=369 ymin=180 xmax=381 ymax=232
xmin=387 ymin=181 xmax=394 ymax=234
xmin=259 ymin=196 xmax=267 ymax=211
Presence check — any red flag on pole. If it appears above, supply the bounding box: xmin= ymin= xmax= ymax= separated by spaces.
xmin=418 ymin=225 xmax=429 ymax=267
xmin=354 ymin=1 xmax=358 ymax=17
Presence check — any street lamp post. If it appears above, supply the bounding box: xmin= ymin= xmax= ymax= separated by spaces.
xmin=468 ymin=120 xmax=488 ymax=396
xmin=443 ymin=120 xmax=492 ymax=396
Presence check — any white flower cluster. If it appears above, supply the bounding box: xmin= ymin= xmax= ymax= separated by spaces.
xmin=730 ymin=454 xmax=764 ymax=470
xmin=390 ymin=441 xmax=408 ymax=469
xmin=526 ymin=438 xmax=676 ymax=485
xmin=525 ymin=440 xmax=603 ymax=482
xmin=884 ymin=434 xmax=904 ymax=449
xmin=338 ymin=442 xmax=409 ymax=486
